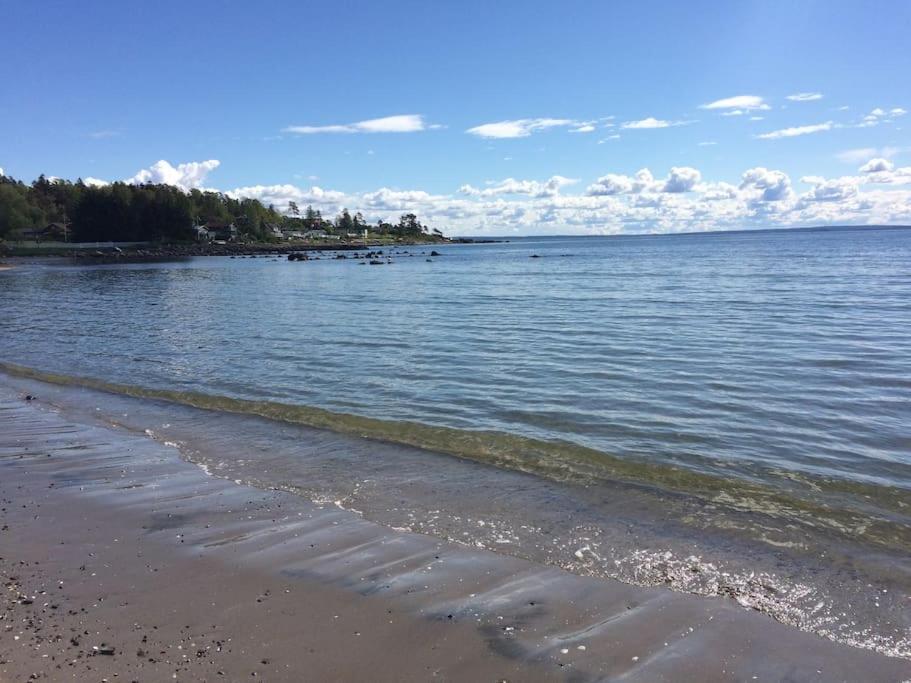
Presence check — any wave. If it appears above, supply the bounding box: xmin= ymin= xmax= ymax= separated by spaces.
xmin=2 ymin=360 xmax=909 ymax=554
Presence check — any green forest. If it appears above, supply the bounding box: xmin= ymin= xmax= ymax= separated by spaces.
xmin=0 ymin=173 xmax=435 ymax=243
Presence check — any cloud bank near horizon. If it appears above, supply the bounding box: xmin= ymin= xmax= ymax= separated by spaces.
xmin=78 ymin=155 xmax=911 ymax=236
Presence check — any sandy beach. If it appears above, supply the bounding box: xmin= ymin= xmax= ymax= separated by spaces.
xmin=1 ymin=383 xmax=908 ymax=682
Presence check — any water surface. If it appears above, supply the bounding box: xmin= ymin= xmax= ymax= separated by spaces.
xmin=2 ymin=226 xmax=910 ymax=656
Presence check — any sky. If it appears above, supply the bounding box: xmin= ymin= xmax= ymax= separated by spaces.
xmin=2 ymin=0 xmax=910 ymax=235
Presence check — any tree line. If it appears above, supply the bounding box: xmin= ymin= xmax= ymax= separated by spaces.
xmin=0 ymin=172 xmax=435 ymax=242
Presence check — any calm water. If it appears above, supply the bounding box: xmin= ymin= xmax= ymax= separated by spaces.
xmin=3 ymin=227 xmax=910 ymax=489
xmin=2 ymin=226 xmax=910 ymax=655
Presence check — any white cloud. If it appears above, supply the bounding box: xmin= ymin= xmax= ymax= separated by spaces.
xmin=859 ymin=158 xmax=894 ymax=174
xmin=756 ymin=122 xmax=835 ymax=139
xmin=740 ymin=167 xmax=793 ymax=201
xmin=459 ymin=175 xmax=577 ymax=198
xmin=663 ymin=167 xmax=701 ymax=193
xmin=569 ymin=124 xmax=596 ymax=133
xmin=94 ymin=159 xmax=911 ymax=236
xmin=126 ymin=159 xmax=220 ymax=190
xmin=284 ymin=114 xmax=429 ymax=134
xmin=700 ymin=95 xmax=770 ymax=111
xmin=786 ymin=92 xmax=823 ymax=102
xmin=0 ymin=167 xmax=4 ymax=176
xmin=861 ymin=163 xmax=911 ymax=186
xmin=228 ymin=184 xmax=348 ymax=214
xmin=586 ymin=173 xmax=634 ymax=196
xmin=621 ymin=117 xmax=690 ymax=129
xmin=83 ymin=177 xmax=110 ymax=187
xmin=856 ymin=107 xmax=906 ymax=128
xmin=802 ymin=176 xmax=859 ymax=202
xmin=597 ymin=134 xmax=621 ymax=144
xmin=698 ymin=141 xmax=717 ymax=146
xmin=587 ymin=167 xmax=700 ymax=195
xmin=466 ymin=118 xmax=577 ymax=138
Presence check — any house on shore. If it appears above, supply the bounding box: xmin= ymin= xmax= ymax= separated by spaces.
xmin=264 ymin=223 xmax=284 ymax=240
xmin=203 ymin=221 xmax=237 ymax=242
xmin=15 ymin=222 xmax=71 ymax=242
xmin=302 ymin=229 xmax=338 ymax=240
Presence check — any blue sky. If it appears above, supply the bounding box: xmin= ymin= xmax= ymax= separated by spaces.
xmin=2 ymin=0 xmax=910 ymax=234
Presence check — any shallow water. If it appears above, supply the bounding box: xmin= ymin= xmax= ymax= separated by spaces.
xmin=1 ymin=226 xmax=910 ymax=654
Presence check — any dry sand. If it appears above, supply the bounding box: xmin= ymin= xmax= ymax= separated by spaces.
xmin=1 ymin=388 xmax=908 ymax=681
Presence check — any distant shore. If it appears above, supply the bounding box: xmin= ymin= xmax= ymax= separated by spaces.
xmin=0 ymin=237 xmax=505 ymax=264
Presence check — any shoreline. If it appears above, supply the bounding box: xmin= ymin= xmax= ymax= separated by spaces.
xmin=1 ymin=380 xmax=909 ymax=680
xmin=2 ymin=363 xmax=910 ymax=662
xmin=0 ymin=237 xmax=504 ymax=264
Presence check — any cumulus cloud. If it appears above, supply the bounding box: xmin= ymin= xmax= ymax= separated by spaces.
xmin=802 ymin=176 xmax=859 ymax=202
xmin=859 ymin=161 xmax=911 ymax=186
xmin=859 ymin=158 xmax=894 ymax=174
xmin=700 ymin=95 xmax=770 ymax=111
xmin=786 ymin=92 xmax=823 ymax=102
xmin=126 ymin=159 xmax=220 ymax=190
xmin=228 ymin=183 xmax=346 ymax=209
xmin=586 ymin=173 xmax=635 ymax=196
xmin=663 ymin=167 xmax=702 ymax=193
xmin=740 ymin=167 xmax=793 ymax=201
xmin=466 ymin=118 xmax=578 ymax=138
xmin=586 ymin=167 xmax=700 ymax=195
xmin=756 ymin=122 xmax=835 ymax=139
xmin=0 ymin=166 xmax=4 ymax=177
xmin=460 ymin=175 xmax=577 ymax=198
xmin=621 ymin=117 xmax=690 ymax=129
xmin=83 ymin=177 xmax=110 ymax=187
xmin=283 ymin=114 xmax=429 ymax=134
xmin=97 ymin=157 xmax=911 ymax=236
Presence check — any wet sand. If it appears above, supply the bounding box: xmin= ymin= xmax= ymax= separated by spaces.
xmin=1 ymin=388 xmax=908 ymax=681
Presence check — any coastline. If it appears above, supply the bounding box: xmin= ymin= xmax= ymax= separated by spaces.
xmin=0 ymin=237 xmax=503 ymax=265
xmin=1 ymin=380 xmax=908 ymax=681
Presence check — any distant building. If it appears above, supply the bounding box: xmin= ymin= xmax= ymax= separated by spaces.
xmin=44 ymin=222 xmax=70 ymax=240
xmin=16 ymin=222 xmax=71 ymax=242
xmin=264 ymin=223 xmax=284 ymax=240
xmin=193 ymin=225 xmax=212 ymax=242
xmin=204 ymin=221 xmax=237 ymax=241
xmin=303 ymin=229 xmax=329 ymax=239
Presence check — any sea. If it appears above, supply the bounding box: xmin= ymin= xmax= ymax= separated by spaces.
xmin=1 ymin=225 xmax=909 ymax=658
